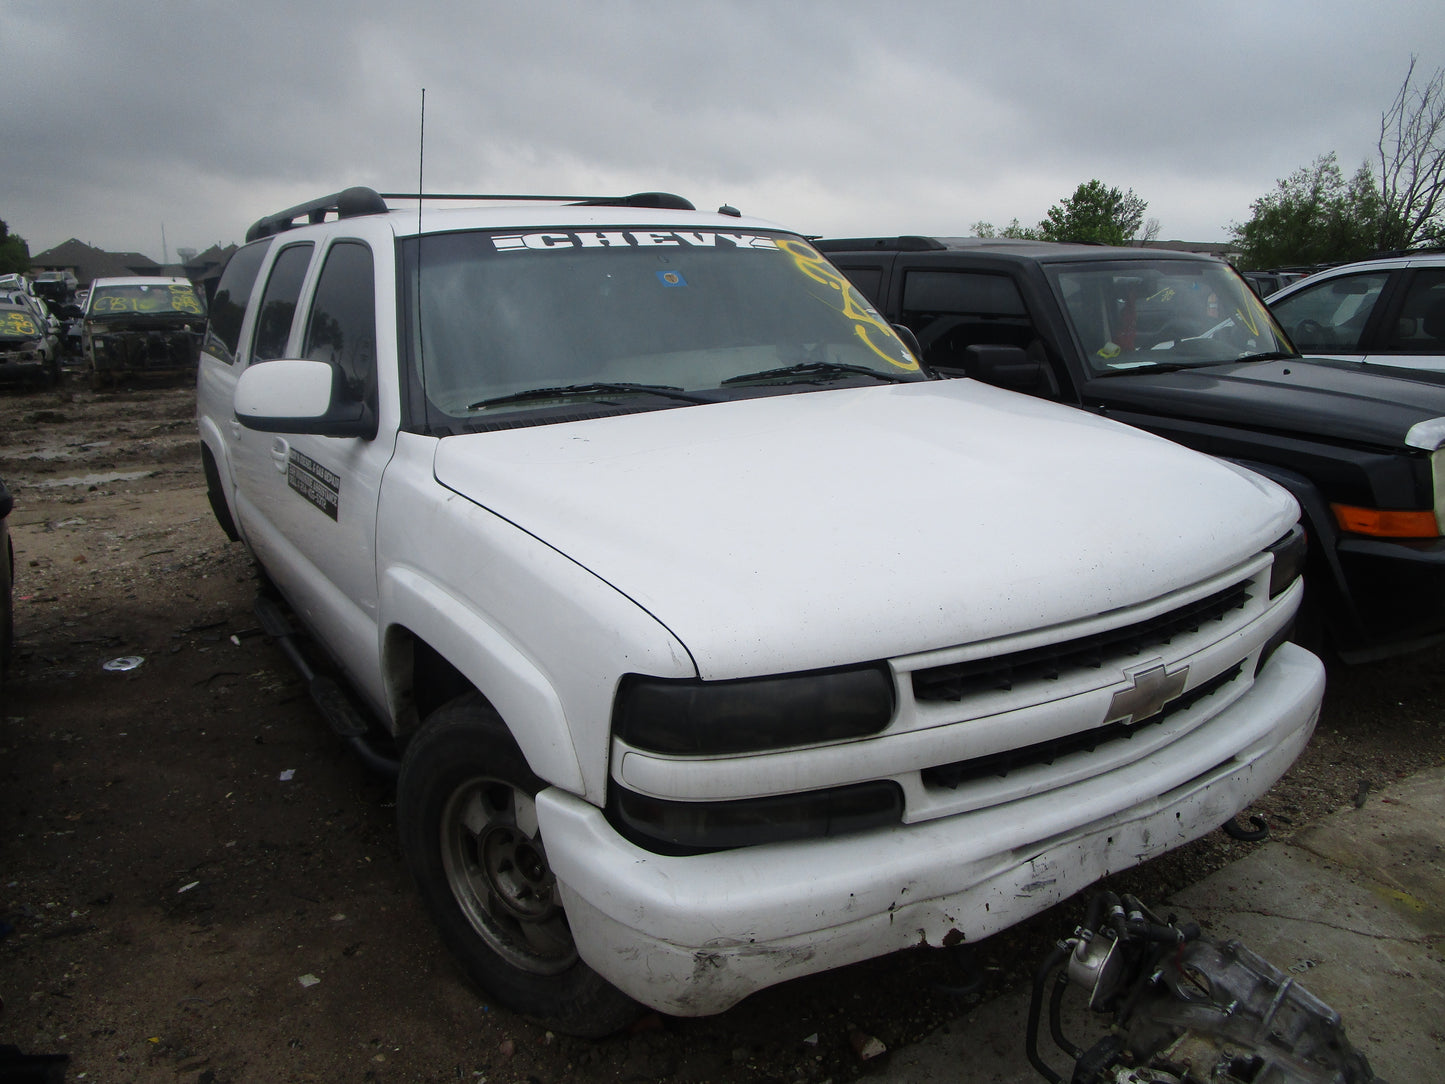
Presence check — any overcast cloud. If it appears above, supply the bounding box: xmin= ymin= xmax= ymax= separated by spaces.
xmin=5 ymin=0 xmax=1444 ymax=259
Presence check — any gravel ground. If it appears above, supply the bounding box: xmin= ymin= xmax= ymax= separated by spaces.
xmin=1 ymin=379 xmax=1441 ymax=1084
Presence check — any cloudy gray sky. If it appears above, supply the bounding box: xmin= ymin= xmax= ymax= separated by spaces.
xmin=5 ymin=0 xmax=1444 ymax=260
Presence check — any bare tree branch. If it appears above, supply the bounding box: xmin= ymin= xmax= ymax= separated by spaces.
xmin=1377 ymin=55 xmax=1445 ymax=249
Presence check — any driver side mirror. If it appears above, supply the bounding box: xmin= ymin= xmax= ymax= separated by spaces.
xmin=235 ymin=358 xmax=377 ymax=439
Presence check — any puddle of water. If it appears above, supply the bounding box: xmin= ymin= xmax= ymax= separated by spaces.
xmin=9 ymin=441 xmax=113 ymax=462
xmin=32 ymin=470 xmax=156 ymax=489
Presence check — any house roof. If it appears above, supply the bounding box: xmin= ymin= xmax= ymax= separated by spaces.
xmin=29 ymin=238 xmax=238 ymax=287
xmin=29 ymin=239 xmax=140 ymax=285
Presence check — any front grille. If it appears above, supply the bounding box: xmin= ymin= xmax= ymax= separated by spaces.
xmin=912 ymin=582 xmax=1251 ymax=703
xmin=921 ymin=663 xmax=1244 ymax=790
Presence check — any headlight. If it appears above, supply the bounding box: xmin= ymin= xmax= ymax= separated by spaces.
xmin=608 ymin=781 xmax=903 ymax=854
xmin=613 ymin=664 xmax=895 ymax=756
xmin=1265 ymin=523 xmax=1307 ymax=598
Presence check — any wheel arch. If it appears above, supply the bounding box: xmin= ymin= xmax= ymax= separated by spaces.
xmin=380 ymin=566 xmax=586 ymax=795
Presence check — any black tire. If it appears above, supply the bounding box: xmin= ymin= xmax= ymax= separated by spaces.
xmin=397 ymin=693 xmax=639 ymax=1037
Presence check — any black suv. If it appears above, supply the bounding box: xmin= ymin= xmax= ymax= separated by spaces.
xmin=817 ymin=236 xmax=1445 ymax=663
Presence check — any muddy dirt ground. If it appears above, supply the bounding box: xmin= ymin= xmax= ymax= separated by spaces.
xmin=1 ymin=379 xmax=1442 ymax=1084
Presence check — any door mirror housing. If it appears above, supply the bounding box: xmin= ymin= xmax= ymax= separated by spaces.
xmin=234 ymin=358 xmax=377 ymax=439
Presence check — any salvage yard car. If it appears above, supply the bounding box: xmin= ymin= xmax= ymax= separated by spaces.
xmin=197 ymin=186 xmax=1323 ymax=1035
xmin=1266 ymin=251 xmax=1445 ymax=375
xmin=83 ymin=276 xmax=206 ymax=388
xmin=0 ymin=299 xmax=59 ymax=387
xmin=817 ymin=236 xmax=1445 ymax=663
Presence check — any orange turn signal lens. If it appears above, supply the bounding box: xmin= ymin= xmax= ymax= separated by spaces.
xmin=1330 ymin=504 xmax=1439 ymax=539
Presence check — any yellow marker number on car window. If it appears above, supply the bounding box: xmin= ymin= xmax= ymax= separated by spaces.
xmin=0 ymin=311 xmax=39 ymax=337
xmin=776 ymin=239 xmax=920 ymax=372
xmin=168 ymin=284 xmax=203 ymax=315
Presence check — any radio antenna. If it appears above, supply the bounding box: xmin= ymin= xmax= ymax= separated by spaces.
xmin=415 ymin=88 xmax=428 ymax=430
xmin=417 ymin=88 xmax=426 ymax=235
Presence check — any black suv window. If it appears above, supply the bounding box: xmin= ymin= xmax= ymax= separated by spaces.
xmin=899 ymin=270 xmax=1036 ymax=369
xmin=251 ymin=243 xmax=314 ymax=362
xmin=303 ymin=241 xmax=376 ymax=406
xmin=1385 ymin=269 xmax=1445 ymax=352
xmin=205 ymin=239 xmax=272 ymax=365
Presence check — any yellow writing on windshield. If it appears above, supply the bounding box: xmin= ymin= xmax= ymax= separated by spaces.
xmin=91 ymin=283 xmax=203 ymax=316
xmin=776 ymin=239 xmax=920 ymax=372
xmin=0 ymin=311 xmax=39 ymax=337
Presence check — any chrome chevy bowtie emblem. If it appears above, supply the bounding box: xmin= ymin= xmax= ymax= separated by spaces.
xmin=1105 ymin=662 xmax=1189 ymax=725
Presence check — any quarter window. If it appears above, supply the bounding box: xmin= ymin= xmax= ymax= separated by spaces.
xmin=251 ymin=243 xmax=314 ymax=362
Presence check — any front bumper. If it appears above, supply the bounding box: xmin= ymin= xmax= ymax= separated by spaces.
xmin=87 ymin=328 xmax=201 ymax=375
xmin=0 ymin=351 xmax=52 ymax=384
xmin=537 ymin=642 xmax=1323 ymax=1016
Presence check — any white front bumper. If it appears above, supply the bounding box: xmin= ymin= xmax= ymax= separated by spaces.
xmin=537 ymin=643 xmax=1324 ymax=1016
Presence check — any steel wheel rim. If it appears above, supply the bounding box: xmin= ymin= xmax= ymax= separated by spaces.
xmin=439 ymin=776 xmax=577 ymax=975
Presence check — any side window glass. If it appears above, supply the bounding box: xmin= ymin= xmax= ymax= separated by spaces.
xmin=900 ymin=270 xmax=1034 ymax=371
xmin=1270 ymin=272 xmax=1387 ymax=352
xmin=303 ymin=242 xmax=376 ymax=405
xmin=204 ymin=239 xmax=272 ymax=364
xmin=251 ymin=243 xmax=314 ymax=362
xmin=836 ymin=266 xmax=883 ymax=305
xmin=1385 ymin=269 xmax=1445 ymax=352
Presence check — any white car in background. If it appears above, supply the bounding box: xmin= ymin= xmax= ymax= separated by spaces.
xmin=1267 ymin=253 xmax=1445 ymax=376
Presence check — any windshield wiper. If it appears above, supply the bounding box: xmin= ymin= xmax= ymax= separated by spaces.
xmin=1093 ymin=361 xmax=1198 ymax=377
xmin=720 ymin=361 xmax=911 ymax=386
xmin=1232 ymin=351 xmax=1299 ymax=364
xmin=468 ymin=382 xmax=709 ymax=410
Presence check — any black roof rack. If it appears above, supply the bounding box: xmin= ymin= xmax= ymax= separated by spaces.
xmin=812 ymin=236 xmax=947 ymax=253
xmin=378 ymin=191 xmax=694 ymax=211
xmin=245 ymin=187 xmax=698 ymax=244
xmin=245 ymin=187 xmax=390 ymax=243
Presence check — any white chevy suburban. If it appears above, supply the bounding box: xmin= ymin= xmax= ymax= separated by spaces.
xmin=196 ymin=186 xmax=1324 ymax=1035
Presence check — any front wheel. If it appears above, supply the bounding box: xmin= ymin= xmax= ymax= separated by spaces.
xmin=396 ymin=693 xmax=638 ymax=1037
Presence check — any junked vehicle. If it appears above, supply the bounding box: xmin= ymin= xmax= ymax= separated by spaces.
xmin=197 ymin=186 xmax=1322 ymax=1035
xmin=0 ymin=300 xmax=60 ymax=387
xmin=817 ymin=236 xmax=1445 ymax=663
xmin=83 ymin=276 xmax=206 ymax=388
xmin=1266 ymin=251 xmax=1445 ymax=376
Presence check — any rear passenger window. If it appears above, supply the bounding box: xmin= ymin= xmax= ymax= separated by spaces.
xmin=303 ymin=242 xmax=376 ymax=406
xmin=251 ymin=243 xmax=314 ymax=362
xmin=1386 ymin=269 xmax=1445 ymax=352
xmin=836 ymin=266 xmax=883 ymax=305
xmin=204 ymin=239 xmax=272 ymax=364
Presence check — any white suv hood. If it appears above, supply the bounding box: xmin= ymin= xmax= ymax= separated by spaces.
xmin=433 ymin=381 xmax=1296 ymax=679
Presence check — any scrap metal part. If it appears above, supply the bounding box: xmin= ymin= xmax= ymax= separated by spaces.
xmin=1026 ymin=891 xmax=1380 ymax=1084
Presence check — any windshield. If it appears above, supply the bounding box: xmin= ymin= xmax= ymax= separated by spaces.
xmin=401 ymin=228 xmax=923 ymax=426
xmin=87 ymin=282 xmax=205 ymax=318
xmin=0 ymin=307 xmax=41 ymax=342
xmin=1046 ymin=259 xmax=1295 ymax=375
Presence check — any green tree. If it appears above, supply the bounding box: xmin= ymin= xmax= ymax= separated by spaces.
xmin=1038 ymin=180 xmax=1152 ymax=245
xmin=1229 ymin=154 xmax=1382 ymax=269
xmin=970 ymin=218 xmax=1041 ymax=240
xmin=0 ymin=219 xmax=30 ymax=275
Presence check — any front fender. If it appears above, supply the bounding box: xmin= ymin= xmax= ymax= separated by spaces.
xmin=379 ymin=566 xmax=586 ymax=795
